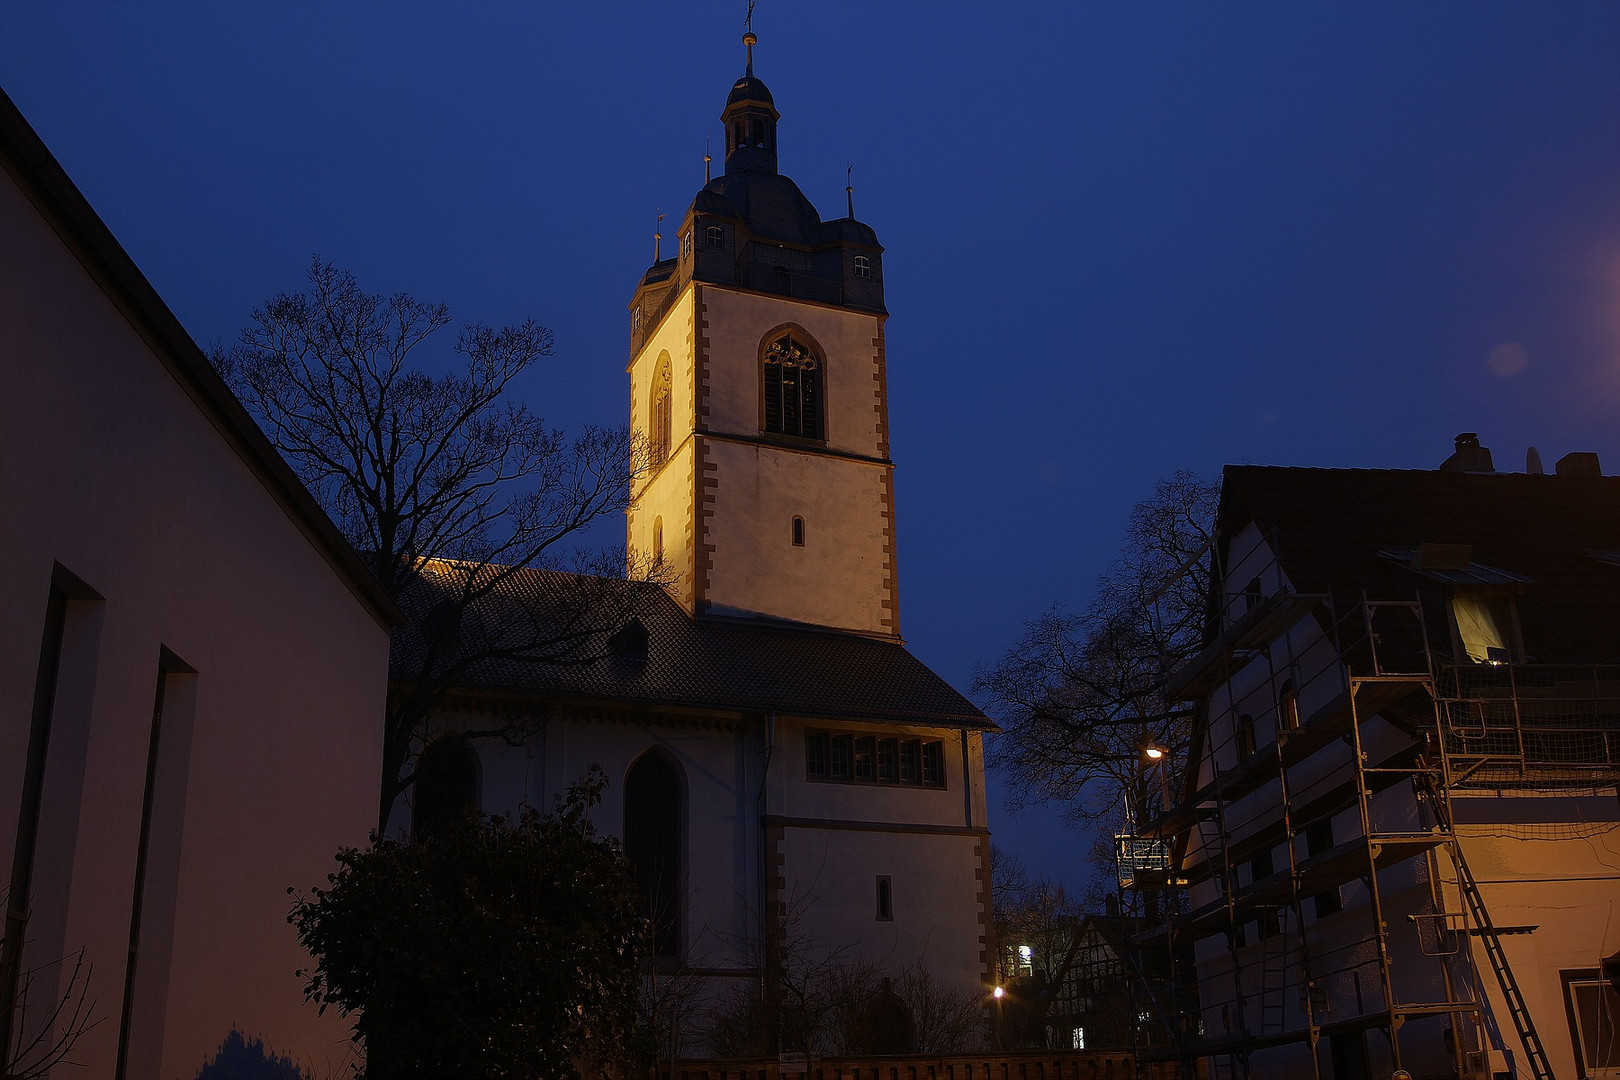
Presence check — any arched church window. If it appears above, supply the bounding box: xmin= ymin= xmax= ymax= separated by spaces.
xmin=625 ymin=751 xmax=682 ymax=957
xmin=650 ymin=356 xmax=673 ymax=465
xmin=762 ymin=332 xmax=823 ymax=439
xmin=412 ymin=737 xmax=478 ymax=839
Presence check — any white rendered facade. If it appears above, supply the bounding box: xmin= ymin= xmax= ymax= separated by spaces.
xmin=0 ymin=95 xmax=394 ymax=1078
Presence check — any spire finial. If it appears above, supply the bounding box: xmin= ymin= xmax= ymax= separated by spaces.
xmin=744 ymin=1 xmax=757 ymax=76
xmin=846 ymin=163 xmax=854 ymax=218
xmin=705 ymin=135 xmax=712 ymax=184
xmin=654 ymin=209 xmax=665 ymax=262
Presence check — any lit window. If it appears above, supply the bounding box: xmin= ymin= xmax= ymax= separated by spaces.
xmin=706 ymin=225 xmax=724 ymax=248
xmin=1453 ymin=593 xmax=1514 ymax=663
xmin=1072 ymin=1028 xmax=1085 ymax=1051
xmin=854 ymin=255 xmax=871 ymax=278
xmin=1018 ymin=945 xmax=1033 ymax=964
xmin=762 ymin=332 xmax=823 ymax=439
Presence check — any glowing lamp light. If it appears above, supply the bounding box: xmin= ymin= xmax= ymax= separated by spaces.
xmin=1143 ymin=745 xmax=1167 ymax=761
xmin=992 ymin=986 xmax=1006 ymax=1000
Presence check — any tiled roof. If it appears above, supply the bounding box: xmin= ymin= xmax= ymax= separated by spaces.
xmin=392 ymin=566 xmax=989 ymax=728
xmin=1222 ymin=466 xmax=1620 ymax=663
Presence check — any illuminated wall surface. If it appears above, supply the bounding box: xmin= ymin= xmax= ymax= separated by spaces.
xmin=0 ymin=99 xmax=394 ymax=1076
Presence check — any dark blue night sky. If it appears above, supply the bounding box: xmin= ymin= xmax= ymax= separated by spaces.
xmin=8 ymin=1 xmax=1620 ymax=888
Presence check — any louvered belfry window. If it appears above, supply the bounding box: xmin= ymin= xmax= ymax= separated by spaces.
xmin=763 ymin=334 xmax=822 ymax=439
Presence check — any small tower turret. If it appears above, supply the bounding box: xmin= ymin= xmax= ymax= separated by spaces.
xmin=722 ymin=32 xmax=780 ymax=174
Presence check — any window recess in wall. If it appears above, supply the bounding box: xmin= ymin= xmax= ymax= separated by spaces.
xmin=806 ymin=731 xmax=946 ymax=788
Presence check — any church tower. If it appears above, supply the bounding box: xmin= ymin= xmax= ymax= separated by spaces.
xmin=626 ymin=32 xmax=896 ymax=638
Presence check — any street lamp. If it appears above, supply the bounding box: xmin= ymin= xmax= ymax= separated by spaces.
xmin=1141 ymin=743 xmax=1171 ymax=811
xmin=992 ymin=985 xmax=1005 ymax=1051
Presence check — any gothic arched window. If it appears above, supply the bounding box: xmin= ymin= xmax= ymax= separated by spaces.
xmin=762 ymin=332 xmax=822 ymax=439
xmin=412 ymin=737 xmax=478 ymax=839
xmin=625 ymin=751 xmax=682 ymax=957
xmin=650 ymin=355 xmax=673 ymax=466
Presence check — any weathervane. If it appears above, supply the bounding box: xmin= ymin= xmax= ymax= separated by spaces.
xmin=654 ymin=210 xmax=665 ymax=262
xmin=744 ymin=0 xmax=757 ymax=75
xmin=846 ymin=164 xmax=854 ymax=218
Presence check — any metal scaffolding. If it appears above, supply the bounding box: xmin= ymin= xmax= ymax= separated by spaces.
xmin=1123 ymin=541 xmax=1620 ymax=1080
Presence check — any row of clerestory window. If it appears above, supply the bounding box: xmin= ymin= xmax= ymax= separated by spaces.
xmin=806 ymin=731 xmax=946 ymax=787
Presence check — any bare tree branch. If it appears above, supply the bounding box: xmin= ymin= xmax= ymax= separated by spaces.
xmin=212 ymin=259 xmax=652 ymax=829
xmin=975 ymin=472 xmax=1218 ymax=825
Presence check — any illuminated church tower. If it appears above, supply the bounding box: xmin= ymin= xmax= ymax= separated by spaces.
xmin=626 ymin=30 xmax=896 ymax=637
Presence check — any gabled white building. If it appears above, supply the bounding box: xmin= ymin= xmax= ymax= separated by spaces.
xmin=0 ymin=88 xmax=396 ymax=1078
xmin=1154 ymin=446 xmax=1620 ymax=1080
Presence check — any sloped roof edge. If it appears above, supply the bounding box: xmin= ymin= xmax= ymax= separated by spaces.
xmin=0 ymin=85 xmax=401 ymax=629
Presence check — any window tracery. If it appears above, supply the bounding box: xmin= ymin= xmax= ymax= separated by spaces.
xmin=762 ymin=332 xmax=822 ymax=439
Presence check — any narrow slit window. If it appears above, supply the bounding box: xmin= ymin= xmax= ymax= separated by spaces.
xmin=876 ymin=875 xmax=893 ymax=921
xmin=792 ymin=516 xmax=805 ymax=546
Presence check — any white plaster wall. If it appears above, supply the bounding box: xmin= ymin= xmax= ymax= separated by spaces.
xmin=628 ymin=291 xmax=699 ymax=608
xmin=0 ymin=169 xmax=390 ymax=1078
xmin=779 ymin=826 xmax=986 ymax=994
xmin=702 ymin=441 xmax=890 ymax=632
xmin=699 ymin=288 xmax=884 ymax=459
xmin=1444 ymin=818 xmax=1620 ymax=1080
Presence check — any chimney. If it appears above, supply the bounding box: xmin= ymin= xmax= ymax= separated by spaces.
xmin=1439 ymin=432 xmax=1495 ymax=473
xmin=1556 ymin=451 xmax=1602 ymax=477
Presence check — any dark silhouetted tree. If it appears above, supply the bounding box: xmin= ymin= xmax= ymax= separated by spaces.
xmin=975 ymin=472 xmax=1217 ymax=825
xmin=212 ymin=259 xmax=647 ymax=828
xmin=288 ymin=769 xmax=642 ymax=1080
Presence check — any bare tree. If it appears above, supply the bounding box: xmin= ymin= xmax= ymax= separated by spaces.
xmin=975 ymin=472 xmax=1218 ymax=825
xmin=213 ymin=259 xmax=647 ymax=827
xmin=0 ymin=906 xmax=101 ymax=1080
